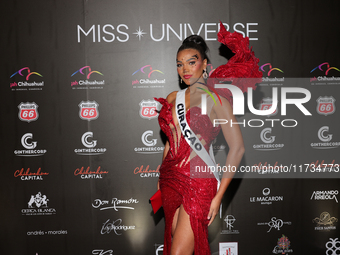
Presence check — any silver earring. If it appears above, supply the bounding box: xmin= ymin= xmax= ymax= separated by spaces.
xmin=203 ymin=69 xmax=208 ymax=79
xmin=181 ymin=78 xmax=183 ymax=83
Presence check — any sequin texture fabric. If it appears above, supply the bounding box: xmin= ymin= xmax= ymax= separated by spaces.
xmin=155 ymin=97 xmax=220 ymax=255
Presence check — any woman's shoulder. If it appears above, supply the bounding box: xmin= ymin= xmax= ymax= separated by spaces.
xmin=154 ymin=91 xmax=178 ymax=107
xmin=166 ymin=91 xmax=178 ymax=104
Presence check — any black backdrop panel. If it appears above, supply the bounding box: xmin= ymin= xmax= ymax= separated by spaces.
xmin=1 ymin=0 xmax=339 ymax=254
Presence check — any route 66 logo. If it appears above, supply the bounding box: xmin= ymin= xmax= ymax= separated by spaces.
xmin=18 ymin=102 xmax=39 ymax=122
xmin=79 ymin=101 xmax=99 ymax=121
xmin=316 ymin=96 xmax=336 ymax=116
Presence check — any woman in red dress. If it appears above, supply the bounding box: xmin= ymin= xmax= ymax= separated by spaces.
xmin=156 ymin=24 xmax=262 ymax=255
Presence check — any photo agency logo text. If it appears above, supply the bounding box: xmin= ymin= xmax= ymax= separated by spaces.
xmin=202 ymin=84 xmax=312 ymax=128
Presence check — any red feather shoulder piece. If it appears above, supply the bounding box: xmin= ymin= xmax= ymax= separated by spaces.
xmin=207 ymin=22 xmax=263 ymax=105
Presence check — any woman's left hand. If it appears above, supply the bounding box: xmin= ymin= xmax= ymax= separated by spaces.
xmin=207 ymin=196 xmax=222 ymax=226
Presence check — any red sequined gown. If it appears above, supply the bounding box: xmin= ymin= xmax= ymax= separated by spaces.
xmin=155 ymin=98 xmax=220 ymax=255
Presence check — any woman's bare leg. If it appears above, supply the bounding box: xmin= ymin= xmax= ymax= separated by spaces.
xmin=170 ymin=204 xmax=195 ymax=255
xmin=171 ymin=207 xmax=179 ymax=236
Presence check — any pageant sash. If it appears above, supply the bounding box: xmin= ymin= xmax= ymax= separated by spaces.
xmin=175 ymin=89 xmax=221 ymax=185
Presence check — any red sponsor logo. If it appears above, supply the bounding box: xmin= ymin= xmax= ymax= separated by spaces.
xmin=18 ymin=102 xmax=39 ymax=122
xmin=316 ymin=96 xmax=336 ymax=116
xmin=308 ymin=160 xmax=337 ymax=169
xmin=134 ymin=164 xmax=160 ymax=177
xmin=10 ymin=82 xmax=18 ymax=88
xmin=71 ymin=81 xmax=79 ymax=86
xmin=14 ymin=167 xmax=49 ymax=181
xmin=79 ymin=101 xmax=99 ymax=120
xmin=139 ymin=100 xmax=159 ymax=120
xmin=74 ymin=166 xmax=108 ymax=176
xmin=258 ymin=98 xmax=277 ymax=116
xmin=14 ymin=168 xmax=49 ymax=177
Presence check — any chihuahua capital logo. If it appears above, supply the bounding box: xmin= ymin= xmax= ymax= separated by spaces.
xmin=71 ymin=66 xmax=105 ymax=89
xmin=132 ymin=65 xmax=165 ymax=88
xmin=10 ymin=67 xmax=44 ymax=91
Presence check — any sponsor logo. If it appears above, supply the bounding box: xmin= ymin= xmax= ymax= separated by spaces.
xmin=212 ymin=137 xmax=226 ymax=151
xmin=77 ymin=22 xmax=259 ymax=43
xmin=272 ymin=235 xmax=293 ymax=254
xmin=311 ymin=126 xmax=340 ymax=149
xmin=71 ymin=66 xmax=105 ymax=90
xmin=22 ymin=192 xmax=56 ymax=216
xmin=326 ymin=238 xmax=340 ymax=254
xmin=92 ymin=250 xmax=114 ymax=255
xmin=259 ymin=63 xmax=284 ymax=86
xmin=18 ymin=102 xmax=39 ymax=122
xmin=74 ymin=166 xmax=109 ymax=179
xmin=100 ymin=219 xmax=135 ymax=235
xmin=253 ymin=128 xmax=284 ymax=151
xmin=132 ymin=65 xmax=165 ymax=88
xmin=139 ymin=99 xmax=160 ymax=119
xmin=219 ymin=242 xmax=238 ymax=255
xmin=74 ymin=132 xmax=107 ymax=155
xmin=27 ymin=230 xmax=67 ymax=236
xmin=250 ymin=188 xmax=284 ymax=205
xmin=134 ymin=164 xmax=160 ymax=178
xmin=155 ymin=244 xmax=164 ymax=255
xmin=92 ymin=197 xmax=139 ymax=211
xmin=316 ymin=96 xmax=336 ymax=116
xmin=14 ymin=167 xmax=49 ymax=181
xmin=79 ymin=101 xmax=99 ymax=120
xmin=10 ymin=67 xmax=44 ymax=91
xmin=313 ymin=212 xmax=338 ymax=231
xmin=14 ymin=133 xmax=47 ymax=156
xmin=257 ymin=217 xmax=292 ymax=232
xmin=221 ymin=215 xmax=239 ymax=234
xmin=310 ymin=62 xmax=340 ymax=85
xmin=134 ymin=130 xmax=164 ymax=154
xmin=208 ymin=83 xmax=310 ymax=127
xmin=258 ymin=98 xmax=278 ymax=116
xmin=310 ymin=190 xmax=338 ymax=203
xmin=306 ymin=159 xmax=339 ymax=172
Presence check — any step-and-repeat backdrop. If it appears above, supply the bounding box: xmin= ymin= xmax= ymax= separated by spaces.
xmin=1 ymin=0 xmax=339 ymax=254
